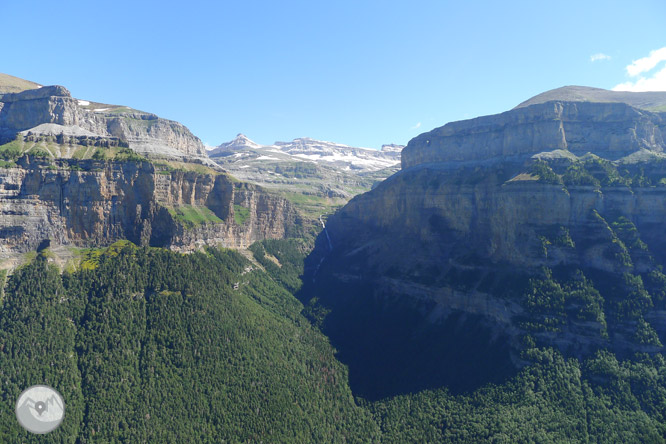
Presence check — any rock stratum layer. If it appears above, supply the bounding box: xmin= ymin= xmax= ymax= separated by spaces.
xmin=0 ymin=84 xmax=209 ymax=161
xmin=307 ymin=86 xmax=666 ymax=399
xmin=0 ymin=156 xmax=300 ymax=258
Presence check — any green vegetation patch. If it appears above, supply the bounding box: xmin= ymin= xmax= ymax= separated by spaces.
xmin=79 ymin=240 xmax=136 ymax=270
xmin=153 ymin=160 xmax=221 ymax=176
xmin=233 ymin=204 xmax=250 ymax=225
xmin=0 ymin=139 xmax=25 ymax=160
xmin=249 ymin=239 xmax=307 ymax=294
xmin=280 ymin=191 xmax=345 ymax=220
xmin=168 ymin=204 xmax=223 ymax=228
xmin=530 ymin=160 xmax=562 ymax=184
xmin=113 ymin=147 xmax=147 ymax=162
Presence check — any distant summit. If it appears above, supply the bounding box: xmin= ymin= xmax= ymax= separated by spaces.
xmin=515 ymin=85 xmax=666 ymax=112
xmin=209 ymin=134 xmax=263 ymax=154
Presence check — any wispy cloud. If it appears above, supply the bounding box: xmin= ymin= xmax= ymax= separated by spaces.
xmin=410 ymin=122 xmax=421 ymax=130
xmin=613 ymin=46 xmax=666 ymax=92
xmin=590 ymin=53 xmax=611 ymax=62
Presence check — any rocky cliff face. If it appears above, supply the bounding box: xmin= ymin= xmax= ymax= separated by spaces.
xmin=0 ymin=156 xmax=300 ymax=259
xmin=402 ymin=101 xmax=666 ymax=168
xmin=0 ymin=85 xmax=209 ymax=161
xmin=306 ymin=87 xmax=666 ymax=399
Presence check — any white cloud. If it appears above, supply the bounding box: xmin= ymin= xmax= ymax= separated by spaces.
xmin=590 ymin=53 xmax=611 ymax=62
xmin=625 ymin=47 xmax=666 ymax=76
xmin=613 ymin=46 xmax=666 ymax=92
xmin=410 ymin=122 xmax=421 ymax=130
xmin=613 ymin=65 xmax=666 ymax=92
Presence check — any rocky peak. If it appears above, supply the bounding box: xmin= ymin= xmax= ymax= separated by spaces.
xmin=210 ymin=133 xmax=263 ymax=154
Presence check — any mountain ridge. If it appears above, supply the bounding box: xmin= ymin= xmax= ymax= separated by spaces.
xmin=515 ymin=85 xmax=666 ymax=111
xmin=210 ymin=133 xmax=403 ymax=173
xmin=0 ymin=73 xmax=41 ymax=95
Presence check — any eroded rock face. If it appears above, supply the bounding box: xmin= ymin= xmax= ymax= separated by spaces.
xmin=402 ymin=101 xmax=666 ymax=168
xmin=0 ymin=85 xmax=208 ymax=160
xmin=0 ymin=157 xmax=300 ymax=257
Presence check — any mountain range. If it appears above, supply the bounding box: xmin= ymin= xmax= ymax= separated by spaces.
xmin=209 ymin=134 xmax=404 ymax=213
xmin=2 ymin=74 xmax=666 ymax=442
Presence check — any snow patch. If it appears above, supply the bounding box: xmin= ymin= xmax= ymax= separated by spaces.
xmin=77 ymin=100 xmax=90 ymax=106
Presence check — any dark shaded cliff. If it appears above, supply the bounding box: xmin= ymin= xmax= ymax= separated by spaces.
xmin=305 ymin=89 xmax=666 ymax=400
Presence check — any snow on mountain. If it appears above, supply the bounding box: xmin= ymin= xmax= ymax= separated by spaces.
xmin=210 ymin=134 xmax=404 ymax=173
xmin=209 ymin=133 xmax=263 ymax=154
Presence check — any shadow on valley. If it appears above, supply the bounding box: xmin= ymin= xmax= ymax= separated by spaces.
xmin=299 ymin=234 xmax=518 ymax=401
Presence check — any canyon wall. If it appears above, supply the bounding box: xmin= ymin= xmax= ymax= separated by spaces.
xmin=0 ymin=157 xmax=300 ymax=257
xmin=402 ymin=101 xmax=666 ymax=168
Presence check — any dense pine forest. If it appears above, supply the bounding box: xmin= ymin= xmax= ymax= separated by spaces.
xmin=2 ymin=241 xmax=666 ymax=442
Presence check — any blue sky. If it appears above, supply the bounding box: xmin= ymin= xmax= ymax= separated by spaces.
xmin=2 ymin=0 xmax=665 ymax=149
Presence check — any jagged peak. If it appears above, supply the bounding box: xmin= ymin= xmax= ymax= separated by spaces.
xmin=515 ymin=85 xmax=666 ymax=112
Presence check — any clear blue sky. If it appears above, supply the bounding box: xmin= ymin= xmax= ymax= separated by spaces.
xmin=2 ymin=0 xmax=665 ymax=149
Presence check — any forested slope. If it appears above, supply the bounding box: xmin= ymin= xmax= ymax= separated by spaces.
xmin=0 ymin=244 xmax=378 ymax=443
xmin=3 ymin=241 xmax=666 ymax=442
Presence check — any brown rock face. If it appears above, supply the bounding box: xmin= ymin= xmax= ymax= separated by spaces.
xmin=0 ymin=157 xmax=300 ymax=257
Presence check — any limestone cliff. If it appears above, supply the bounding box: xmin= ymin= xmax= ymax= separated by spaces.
xmin=306 ymin=87 xmax=666 ymax=398
xmin=0 ymin=156 xmax=300 ymax=259
xmin=402 ymin=100 xmax=666 ymax=168
xmin=0 ymin=84 xmax=209 ymax=161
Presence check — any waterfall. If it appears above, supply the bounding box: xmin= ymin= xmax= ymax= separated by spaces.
xmin=312 ymin=214 xmax=333 ymax=282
